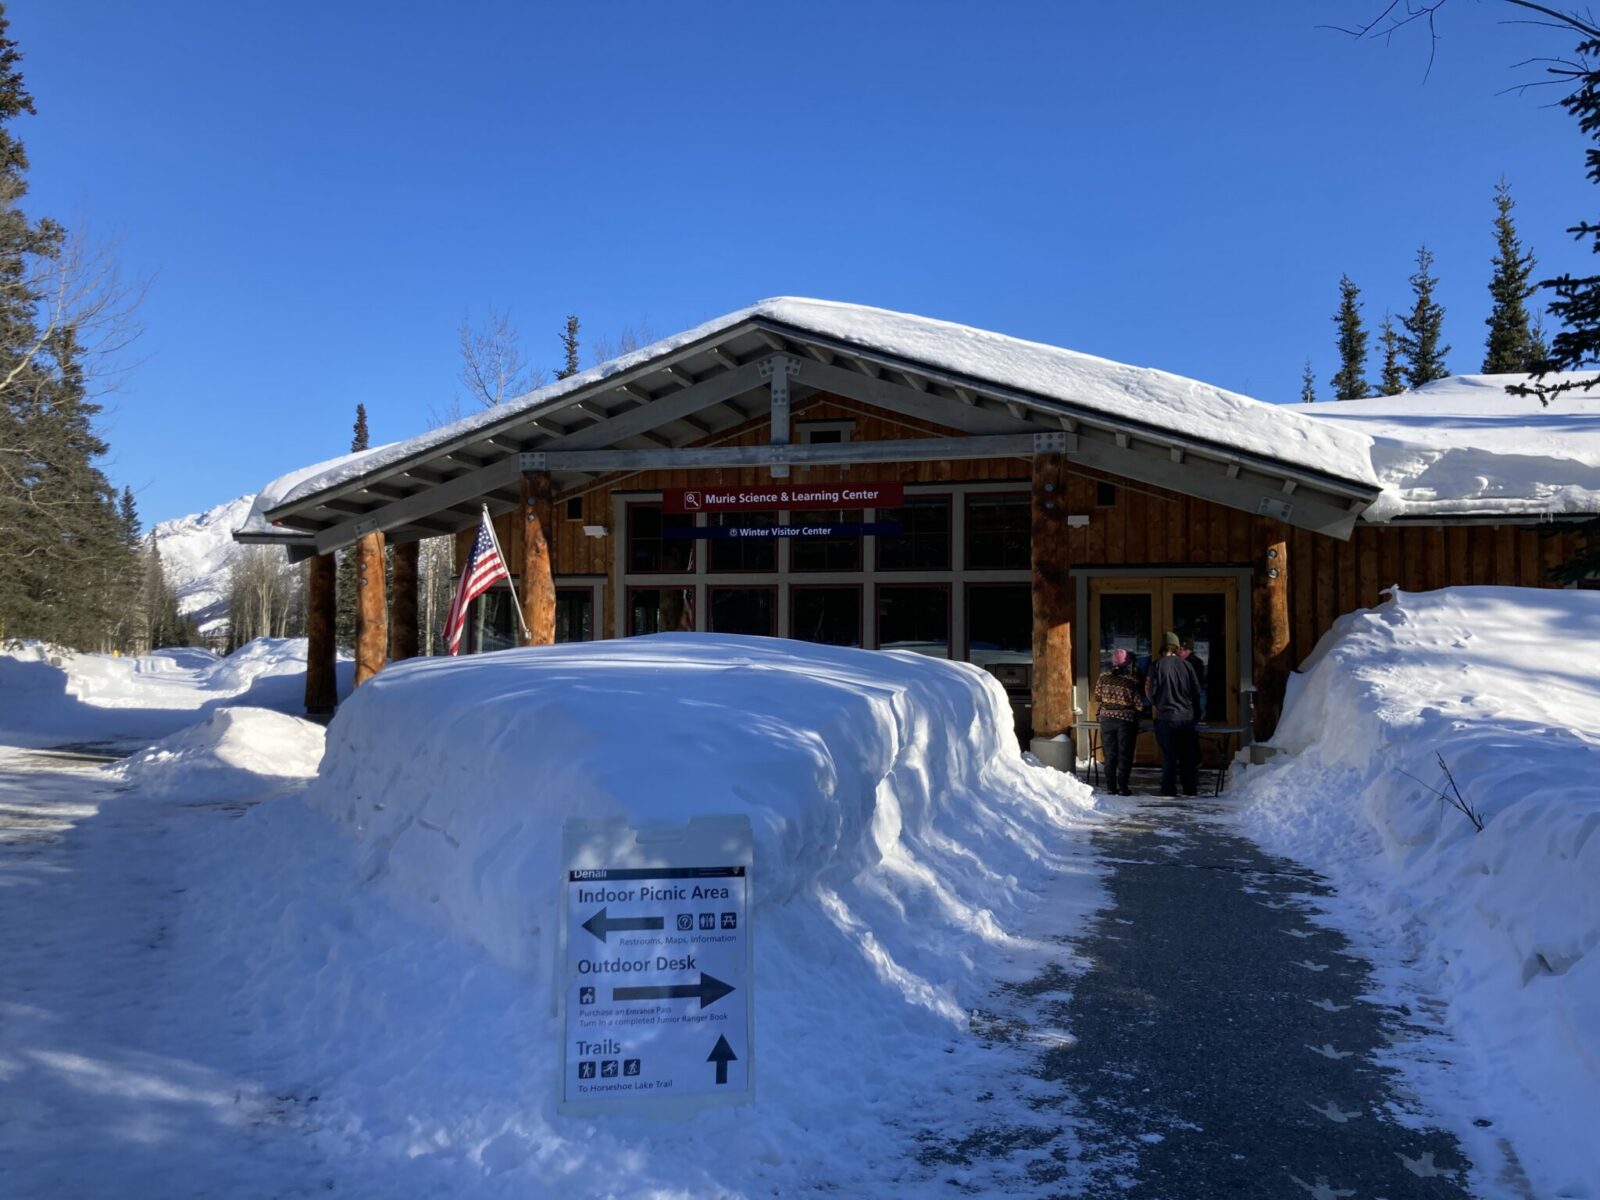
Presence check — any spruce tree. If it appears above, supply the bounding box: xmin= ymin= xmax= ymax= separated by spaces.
xmin=1330 ymin=275 xmax=1371 ymax=400
xmin=1399 ymin=245 xmax=1451 ymax=388
xmin=1484 ymin=178 xmax=1539 ymax=374
xmin=334 ymin=403 xmax=371 ymax=649
xmin=1300 ymin=359 xmax=1316 ymax=403
xmin=1378 ymin=314 xmax=1406 ymax=395
xmin=558 ymin=315 xmax=580 ymax=379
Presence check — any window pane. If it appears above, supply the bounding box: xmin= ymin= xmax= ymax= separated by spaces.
xmin=1171 ymin=591 xmax=1228 ymax=722
xmin=1098 ymin=591 xmax=1153 ymax=677
xmin=877 ymin=585 xmax=949 ymax=657
xmin=628 ymin=587 xmax=692 ymax=636
xmin=709 ymin=587 xmax=774 ymax=636
xmin=790 ymin=509 xmax=861 ymax=572
xmin=555 ymin=589 xmax=592 ymax=643
xmin=628 ymin=505 xmax=694 ymax=573
xmin=791 ymin=587 xmax=861 ymax=646
xmin=708 ymin=512 xmax=777 ymax=572
xmin=965 ymin=493 xmax=1030 ymax=570
xmin=471 ymin=591 xmax=518 ymax=654
xmin=967 ymin=584 xmax=1031 ymax=668
xmin=877 ymin=496 xmax=950 ymax=570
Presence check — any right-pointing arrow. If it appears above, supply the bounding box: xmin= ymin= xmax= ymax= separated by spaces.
xmin=612 ymin=972 xmax=736 ymax=1010
xmin=707 ymin=1034 xmax=737 ymax=1085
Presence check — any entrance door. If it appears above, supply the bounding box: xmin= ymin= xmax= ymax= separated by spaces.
xmin=1087 ymin=576 xmax=1240 ymax=761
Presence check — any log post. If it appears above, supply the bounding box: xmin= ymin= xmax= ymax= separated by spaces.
xmin=390 ymin=540 xmax=419 ymax=661
xmin=1252 ymin=524 xmax=1291 ymax=741
xmin=521 ymin=472 xmax=557 ymax=645
xmin=1030 ymin=449 xmax=1073 ymax=764
xmin=354 ymin=532 xmax=387 ymax=685
xmin=305 ymin=552 xmax=337 ymax=716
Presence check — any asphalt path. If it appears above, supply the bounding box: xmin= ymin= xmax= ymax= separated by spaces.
xmin=922 ymin=794 xmax=1478 ymax=1198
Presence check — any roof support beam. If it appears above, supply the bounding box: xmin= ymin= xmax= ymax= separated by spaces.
xmin=539 ymin=356 xmax=773 ymax=452
xmin=792 ymin=358 xmax=1034 ymax=436
xmin=762 ymin=355 xmax=799 ymax=479
xmin=519 ymin=433 xmax=1037 ymax=474
xmin=311 ymin=455 xmax=523 ymax=555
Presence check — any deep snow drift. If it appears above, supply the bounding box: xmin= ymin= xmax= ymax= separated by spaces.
xmin=1 ymin=634 xmax=1104 ymax=1197
xmin=1234 ymin=587 xmax=1600 ymax=1197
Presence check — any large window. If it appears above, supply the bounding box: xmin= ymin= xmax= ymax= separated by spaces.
xmin=708 ymin=512 xmax=777 ymax=573
xmin=628 ymin=504 xmax=694 ymax=573
xmin=965 ymin=492 xmax=1030 ymax=570
xmin=470 ymin=591 xmax=519 ymax=654
xmin=876 ymin=495 xmax=951 ymax=571
xmin=877 ymin=584 xmax=950 ymax=658
xmin=791 ymin=586 xmax=861 ymax=646
xmin=709 ymin=587 xmax=775 ymax=637
xmin=628 ymin=586 xmax=692 ymax=635
xmin=966 ymin=583 xmax=1031 ymax=669
xmin=555 ymin=588 xmax=593 ymax=643
xmin=790 ymin=509 xmax=862 ymax=572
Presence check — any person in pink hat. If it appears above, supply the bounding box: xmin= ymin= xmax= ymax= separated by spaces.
xmin=1092 ymin=647 xmax=1142 ymax=796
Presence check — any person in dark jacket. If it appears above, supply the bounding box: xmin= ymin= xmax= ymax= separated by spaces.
xmin=1145 ymin=631 xmax=1202 ymax=797
xmin=1092 ymin=648 xmax=1141 ymax=796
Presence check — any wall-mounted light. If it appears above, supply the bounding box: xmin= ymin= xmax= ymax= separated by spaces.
xmin=1067 ymin=514 xmax=1090 ymax=528
xmin=582 ymin=524 xmax=608 ymax=538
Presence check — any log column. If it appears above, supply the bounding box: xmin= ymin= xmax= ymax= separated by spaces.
xmin=354 ymin=531 xmax=387 ymax=685
xmin=390 ymin=541 xmax=419 ymax=660
xmin=1030 ymin=449 xmax=1074 ymax=764
xmin=1251 ymin=524 xmax=1291 ymax=741
xmin=305 ymin=552 xmax=337 ymax=716
xmin=521 ymin=472 xmax=557 ymax=645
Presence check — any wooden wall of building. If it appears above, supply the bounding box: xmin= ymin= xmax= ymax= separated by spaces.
xmin=463 ymin=388 xmax=1586 ymax=682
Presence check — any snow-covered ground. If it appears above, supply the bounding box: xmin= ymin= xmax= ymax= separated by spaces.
xmin=0 ymin=635 xmax=1106 ymax=1197
xmin=1233 ymin=587 xmax=1600 ymax=1197
xmin=151 ymin=495 xmax=256 ymax=636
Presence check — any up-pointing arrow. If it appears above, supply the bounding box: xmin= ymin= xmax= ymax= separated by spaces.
xmin=612 ymin=972 xmax=736 ymax=1009
xmin=582 ymin=906 xmax=665 ymax=943
xmin=707 ymin=1034 xmax=737 ymax=1085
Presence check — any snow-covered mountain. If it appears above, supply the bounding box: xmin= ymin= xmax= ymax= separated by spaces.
xmin=151 ymin=495 xmax=254 ymax=635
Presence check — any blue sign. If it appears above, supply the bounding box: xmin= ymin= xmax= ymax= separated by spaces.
xmin=664 ymin=521 xmax=902 ymax=540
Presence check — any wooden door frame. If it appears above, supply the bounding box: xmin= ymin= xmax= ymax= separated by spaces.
xmin=1074 ymin=566 xmax=1255 ymax=762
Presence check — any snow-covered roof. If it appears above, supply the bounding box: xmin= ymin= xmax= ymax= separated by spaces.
xmin=238 ymin=298 xmax=1385 ymax=550
xmin=1299 ymin=373 xmax=1600 ymax=520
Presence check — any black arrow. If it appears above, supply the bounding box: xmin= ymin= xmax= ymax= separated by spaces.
xmin=582 ymin=907 xmax=665 ymax=943
xmin=611 ymin=972 xmax=736 ymax=1009
xmin=707 ymin=1034 xmax=737 ymax=1085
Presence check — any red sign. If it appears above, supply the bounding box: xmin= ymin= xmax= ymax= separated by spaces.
xmin=661 ymin=483 xmax=904 ymax=514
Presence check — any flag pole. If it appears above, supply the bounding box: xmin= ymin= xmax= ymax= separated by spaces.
xmin=482 ymin=504 xmax=532 ymax=641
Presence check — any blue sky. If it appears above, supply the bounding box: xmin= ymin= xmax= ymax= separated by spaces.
xmin=10 ymin=0 xmax=1596 ymax=523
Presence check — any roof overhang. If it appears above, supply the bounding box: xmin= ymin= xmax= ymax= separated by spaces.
xmin=243 ymin=313 xmax=1382 ymax=559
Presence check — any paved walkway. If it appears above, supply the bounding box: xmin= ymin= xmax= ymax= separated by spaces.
xmin=925 ymin=794 xmax=1478 ymax=1198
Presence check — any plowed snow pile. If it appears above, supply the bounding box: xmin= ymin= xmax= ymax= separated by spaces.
xmin=1235 ymin=587 xmax=1600 ymax=1196
xmin=191 ymin=634 xmax=1102 ymax=1196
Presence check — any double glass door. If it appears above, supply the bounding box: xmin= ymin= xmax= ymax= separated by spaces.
xmin=1089 ymin=577 xmax=1239 ymax=758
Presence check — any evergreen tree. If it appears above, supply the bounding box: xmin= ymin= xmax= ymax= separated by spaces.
xmin=334 ymin=403 xmax=371 ymax=649
xmin=558 ymin=314 xmax=581 ymax=379
xmin=1483 ymin=178 xmax=1540 ymax=374
xmin=1378 ymin=314 xmax=1406 ymax=395
xmin=1299 ymin=359 xmax=1316 ymax=403
xmin=1330 ymin=274 xmax=1371 ymax=400
xmin=1399 ymin=245 xmax=1451 ymax=388
xmin=142 ymin=533 xmax=186 ymax=650
xmin=0 ymin=7 xmax=134 ymax=648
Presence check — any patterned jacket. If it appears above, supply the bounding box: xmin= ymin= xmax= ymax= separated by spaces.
xmin=1093 ymin=670 xmax=1143 ymax=722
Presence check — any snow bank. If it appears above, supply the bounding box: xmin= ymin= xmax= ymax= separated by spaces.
xmin=232 ymin=634 xmax=1101 ymax=1194
xmin=1235 ymin=587 xmax=1600 ymax=1196
xmin=0 ymin=638 xmax=352 ymax=746
xmin=1301 ymin=373 xmax=1600 ymax=519
xmin=111 ymin=707 xmax=325 ymax=799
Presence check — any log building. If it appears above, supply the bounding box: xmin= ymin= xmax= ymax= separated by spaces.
xmin=236 ymin=299 xmax=1592 ymax=765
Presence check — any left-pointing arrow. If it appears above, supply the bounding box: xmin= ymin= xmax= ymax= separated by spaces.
xmin=612 ymin=972 xmax=736 ymax=1010
xmin=582 ymin=907 xmax=665 ymax=943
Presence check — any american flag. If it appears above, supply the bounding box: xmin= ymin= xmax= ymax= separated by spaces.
xmin=443 ymin=512 xmax=510 ymax=655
